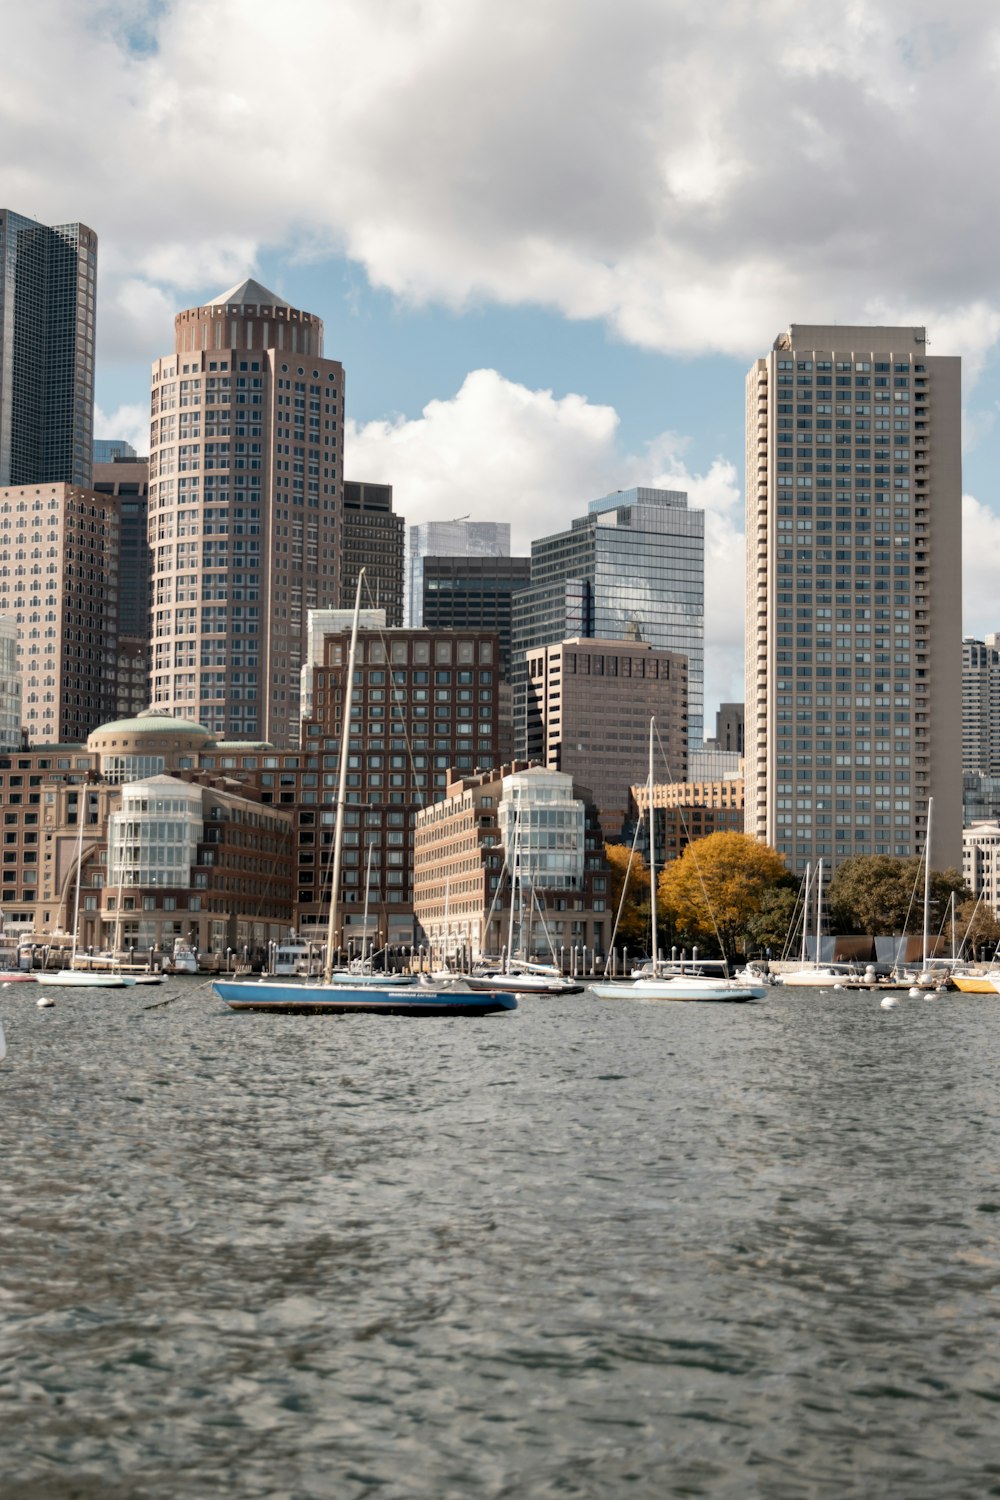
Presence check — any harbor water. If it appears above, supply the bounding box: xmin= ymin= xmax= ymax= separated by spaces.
xmin=3 ymin=980 xmax=1000 ymax=1498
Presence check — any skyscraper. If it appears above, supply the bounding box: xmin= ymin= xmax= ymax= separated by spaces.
xmin=148 ymin=279 xmax=344 ymax=746
xmin=0 ymin=211 xmax=97 ymax=487
xmin=341 ymin=481 xmax=404 ymax=625
xmin=93 ymin=456 xmax=152 ymax=717
xmin=962 ymin=635 xmax=1000 ymax=775
xmin=405 ymin=519 xmax=510 ymax=627
xmin=511 ymin=487 xmax=705 ymax=752
xmin=745 ymin=323 xmax=962 ymax=874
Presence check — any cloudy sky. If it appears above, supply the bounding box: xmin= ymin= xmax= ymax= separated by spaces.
xmin=4 ymin=0 xmax=999 ymax=716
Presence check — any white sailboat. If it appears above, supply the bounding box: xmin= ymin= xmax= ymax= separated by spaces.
xmin=592 ymin=718 xmax=768 ymax=1003
xmin=774 ymin=860 xmax=852 ymax=986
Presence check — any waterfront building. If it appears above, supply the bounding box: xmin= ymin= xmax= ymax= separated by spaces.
xmin=0 ymin=482 xmax=119 ymax=744
xmin=628 ymin=772 xmax=744 ymax=862
xmin=93 ymin=455 xmax=151 ymax=717
xmin=341 ymin=481 xmax=404 ymax=626
xmin=511 ymin=487 xmax=705 ymax=753
xmin=524 ymin=637 xmax=688 ymax=840
xmin=0 ymin=713 xmax=293 ymax=954
xmin=148 ymin=278 xmax=344 ymax=747
xmin=963 ymin=771 xmax=1000 ymax=827
xmin=962 ymin=821 xmax=1000 ymax=918
xmin=93 ymin=439 xmax=137 ymax=464
xmin=0 ymin=211 xmax=97 ymax=488
xmin=412 ymin=763 xmax=611 ymax=963
xmin=961 ymin=635 xmax=1000 ymax=774
xmin=745 ymin=323 xmax=962 ymax=874
xmin=405 ymin=519 xmax=511 ymax=627
xmin=293 ymin=623 xmax=502 ymax=947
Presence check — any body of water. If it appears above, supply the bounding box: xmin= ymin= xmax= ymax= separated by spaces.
xmin=2 ymin=980 xmax=1000 ymax=1498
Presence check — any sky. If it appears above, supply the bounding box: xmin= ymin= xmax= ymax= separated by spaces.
xmin=4 ymin=0 xmax=1000 ymax=722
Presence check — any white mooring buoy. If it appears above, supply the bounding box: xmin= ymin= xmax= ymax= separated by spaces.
xmin=36 ymin=995 xmax=54 ymax=1009
xmin=881 ymin=995 xmax=898 ymax=1010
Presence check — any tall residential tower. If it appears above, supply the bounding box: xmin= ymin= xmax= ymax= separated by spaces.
xmin=745 ymin=324 xmax=961 ymax=874
xmin=148 ymin=279 xmax=344 ymax=746
xmin=0 ymin=211 xmax=97 ymax=487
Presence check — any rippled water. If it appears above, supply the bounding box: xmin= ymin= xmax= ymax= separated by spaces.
xmin=3 ymin=981 xmax=1000 ymax=1498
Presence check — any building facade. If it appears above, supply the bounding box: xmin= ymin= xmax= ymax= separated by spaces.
xmin=745 ymin=324 xmax=962 ymax=875
xmin=293 ymin=624 xmax=502 ymax=947
xmin=340 ymin=481 xmax=404 ymax=625
xmin=405 ymin=519 xmax=511 ymax=627
xmin=628 ymin=774 xmax=744 ymax=863
xmin=0 ymin=614 xmax=21 ymax=747
xmin=148 ymin=278 xmax=344 ymax=747
xmin=0 ymin=483 xmax=119 ymax=744
xmin=524 ymin=637 xmax=688 ymax=839
xmin=962 ymin=821 xmax=1000 ymax=918
xmin=413 ymin=764 xmax=611 ymax=963
xmin=511 ymin=487 xmax=705 ymax=753
xmin=93 ymin=455 xmax=151 ymax=717
xmin=93 ymin=439 xmax=137 ymax=464
xmin=0 ymin=211 xmax=97 ymax=488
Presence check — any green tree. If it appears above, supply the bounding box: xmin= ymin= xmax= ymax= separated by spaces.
xmin=657 ymin=832 xmax=789 ymax=962
xmin=826 ymin=855 xmax=968 ymax=937
xmin=745 ymin=885 xmax=800 ymax=956
xmin=604 ymin=842 xmax=651 ymax=949
xmin=955 ymin=898 xmax=1000 ymax=960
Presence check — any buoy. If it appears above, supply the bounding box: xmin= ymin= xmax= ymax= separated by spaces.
xmin=908 ymin=987 xmax=922 ymax=998
xmin=36 ymin=995 xmax=54 ymax=1009
xmin=881 ymin=995 xmax=898 ymax=1010
xmin=834 ymin=983 xmax=844 ymax=990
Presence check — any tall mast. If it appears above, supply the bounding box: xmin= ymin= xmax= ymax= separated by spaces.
xmin=648 ymin=717 xmax=658 ymax=972
xmin=922 ymin=796 xmax=934 ymax=971
xmin=323 ymin=569 xmax=366 ymax=983
xmin=800 ymin=863 xmax=812 ymax=965
xmin=815 ymin=859 xmax=823 ymax=966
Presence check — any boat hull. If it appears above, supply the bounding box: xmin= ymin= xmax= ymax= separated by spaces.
xmin=952 ymin=974 xmax=1000 ymax=994
xmin=46 ymin=970 xmax=135 ymax=988
xmin=591 ymin=980 xmax=765 ymax=1003
xmin=214 ymin=980 xmax=517 ymax=1015
xmin=466 ymin=972 xmax=583 ymax=994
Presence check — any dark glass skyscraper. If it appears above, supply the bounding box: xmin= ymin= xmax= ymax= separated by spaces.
xmin=0 ymin=211 xmax=97 ymax=487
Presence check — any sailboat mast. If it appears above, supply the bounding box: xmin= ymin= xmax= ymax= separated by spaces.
xmin=505 ymin=789 xmax=519 ymax=973
xmin=815 ymin=859 xmax=823 ymax=966
xmin=648 ymin=717 xmax=658 ymax=973
xmin=800 ymin=863 xmax=812 ymax=965
xmin=922 ymin=796 xmax=934 ymax=971
xmin=324 ymin=569 xmax=366 ymax=984
xmin=69 ymin=790 xmax=85 ymax=964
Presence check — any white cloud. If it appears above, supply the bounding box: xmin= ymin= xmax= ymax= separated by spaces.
xmin=4 ymin=1 xmax=1000 ymax=372
xmin=963 ymin=493 xmax=1000 ymax=638
xmin=346 ymin=368 xmax=746 ymax=708
xmin=93 ymin=401 xmax=149 ymax=457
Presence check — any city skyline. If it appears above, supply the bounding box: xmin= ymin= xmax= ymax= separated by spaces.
xmin=8 ymin=5 xmax=1000 ymax=718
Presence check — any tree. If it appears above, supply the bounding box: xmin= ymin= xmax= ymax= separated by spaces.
xmin=604 ymin=842 xmax=651 ymax=950
xmin=656 ymin=832 xmax=790 ymax=962
xmin=955 ymin=898 xmax=1000 ymax=959
xmin=826 ymin=855 xmax=969 ymax=937
xmin=745 ymin=886 xmax=800 ymax=955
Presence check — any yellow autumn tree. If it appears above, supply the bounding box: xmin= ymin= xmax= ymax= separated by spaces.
xmin=604 ymin=842 xmax=651 ymax=948
xmin=657 ymin=832 xmax=789 ymax=962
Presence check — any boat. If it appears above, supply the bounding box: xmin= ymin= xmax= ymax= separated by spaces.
xmin=774 ymin=862 xmax=855 ymax=986
xmin=0 ymin=970 xmax=35 ymax=983
xmin=47 ymin=805 xmax=135 ymax=988
xmin=591 ymin=718 xmax=768 ymax=1004
xmin=168 ymin=938 xmax=198 ymax=974
xmin=214 ymin=569 xmax=516 ymax=1020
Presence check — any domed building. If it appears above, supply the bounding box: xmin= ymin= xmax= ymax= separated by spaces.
xmin=24 ymin=708 xmax=295 ymax=967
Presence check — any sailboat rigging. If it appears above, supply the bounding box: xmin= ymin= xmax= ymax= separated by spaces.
xmin=214 ymin=570 xmax=516 ymax=1016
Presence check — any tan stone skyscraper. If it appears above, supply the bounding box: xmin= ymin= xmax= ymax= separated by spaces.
xmin=746 ymin=324 xmax=962 ymax=876
xmin=149 ymin=280 xmax=344 ymax=746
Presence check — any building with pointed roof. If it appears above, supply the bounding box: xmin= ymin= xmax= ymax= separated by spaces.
xmin=149 ymin=280 xmax=345 ymax=747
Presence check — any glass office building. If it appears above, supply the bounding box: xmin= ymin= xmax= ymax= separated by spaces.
xmin=511 ymin=487 xmax=705 ymax=753
xmin=0 ymin=211 xmax=97 ymax=487
xmin=406 ymin=520 xmax=511 ymax=627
